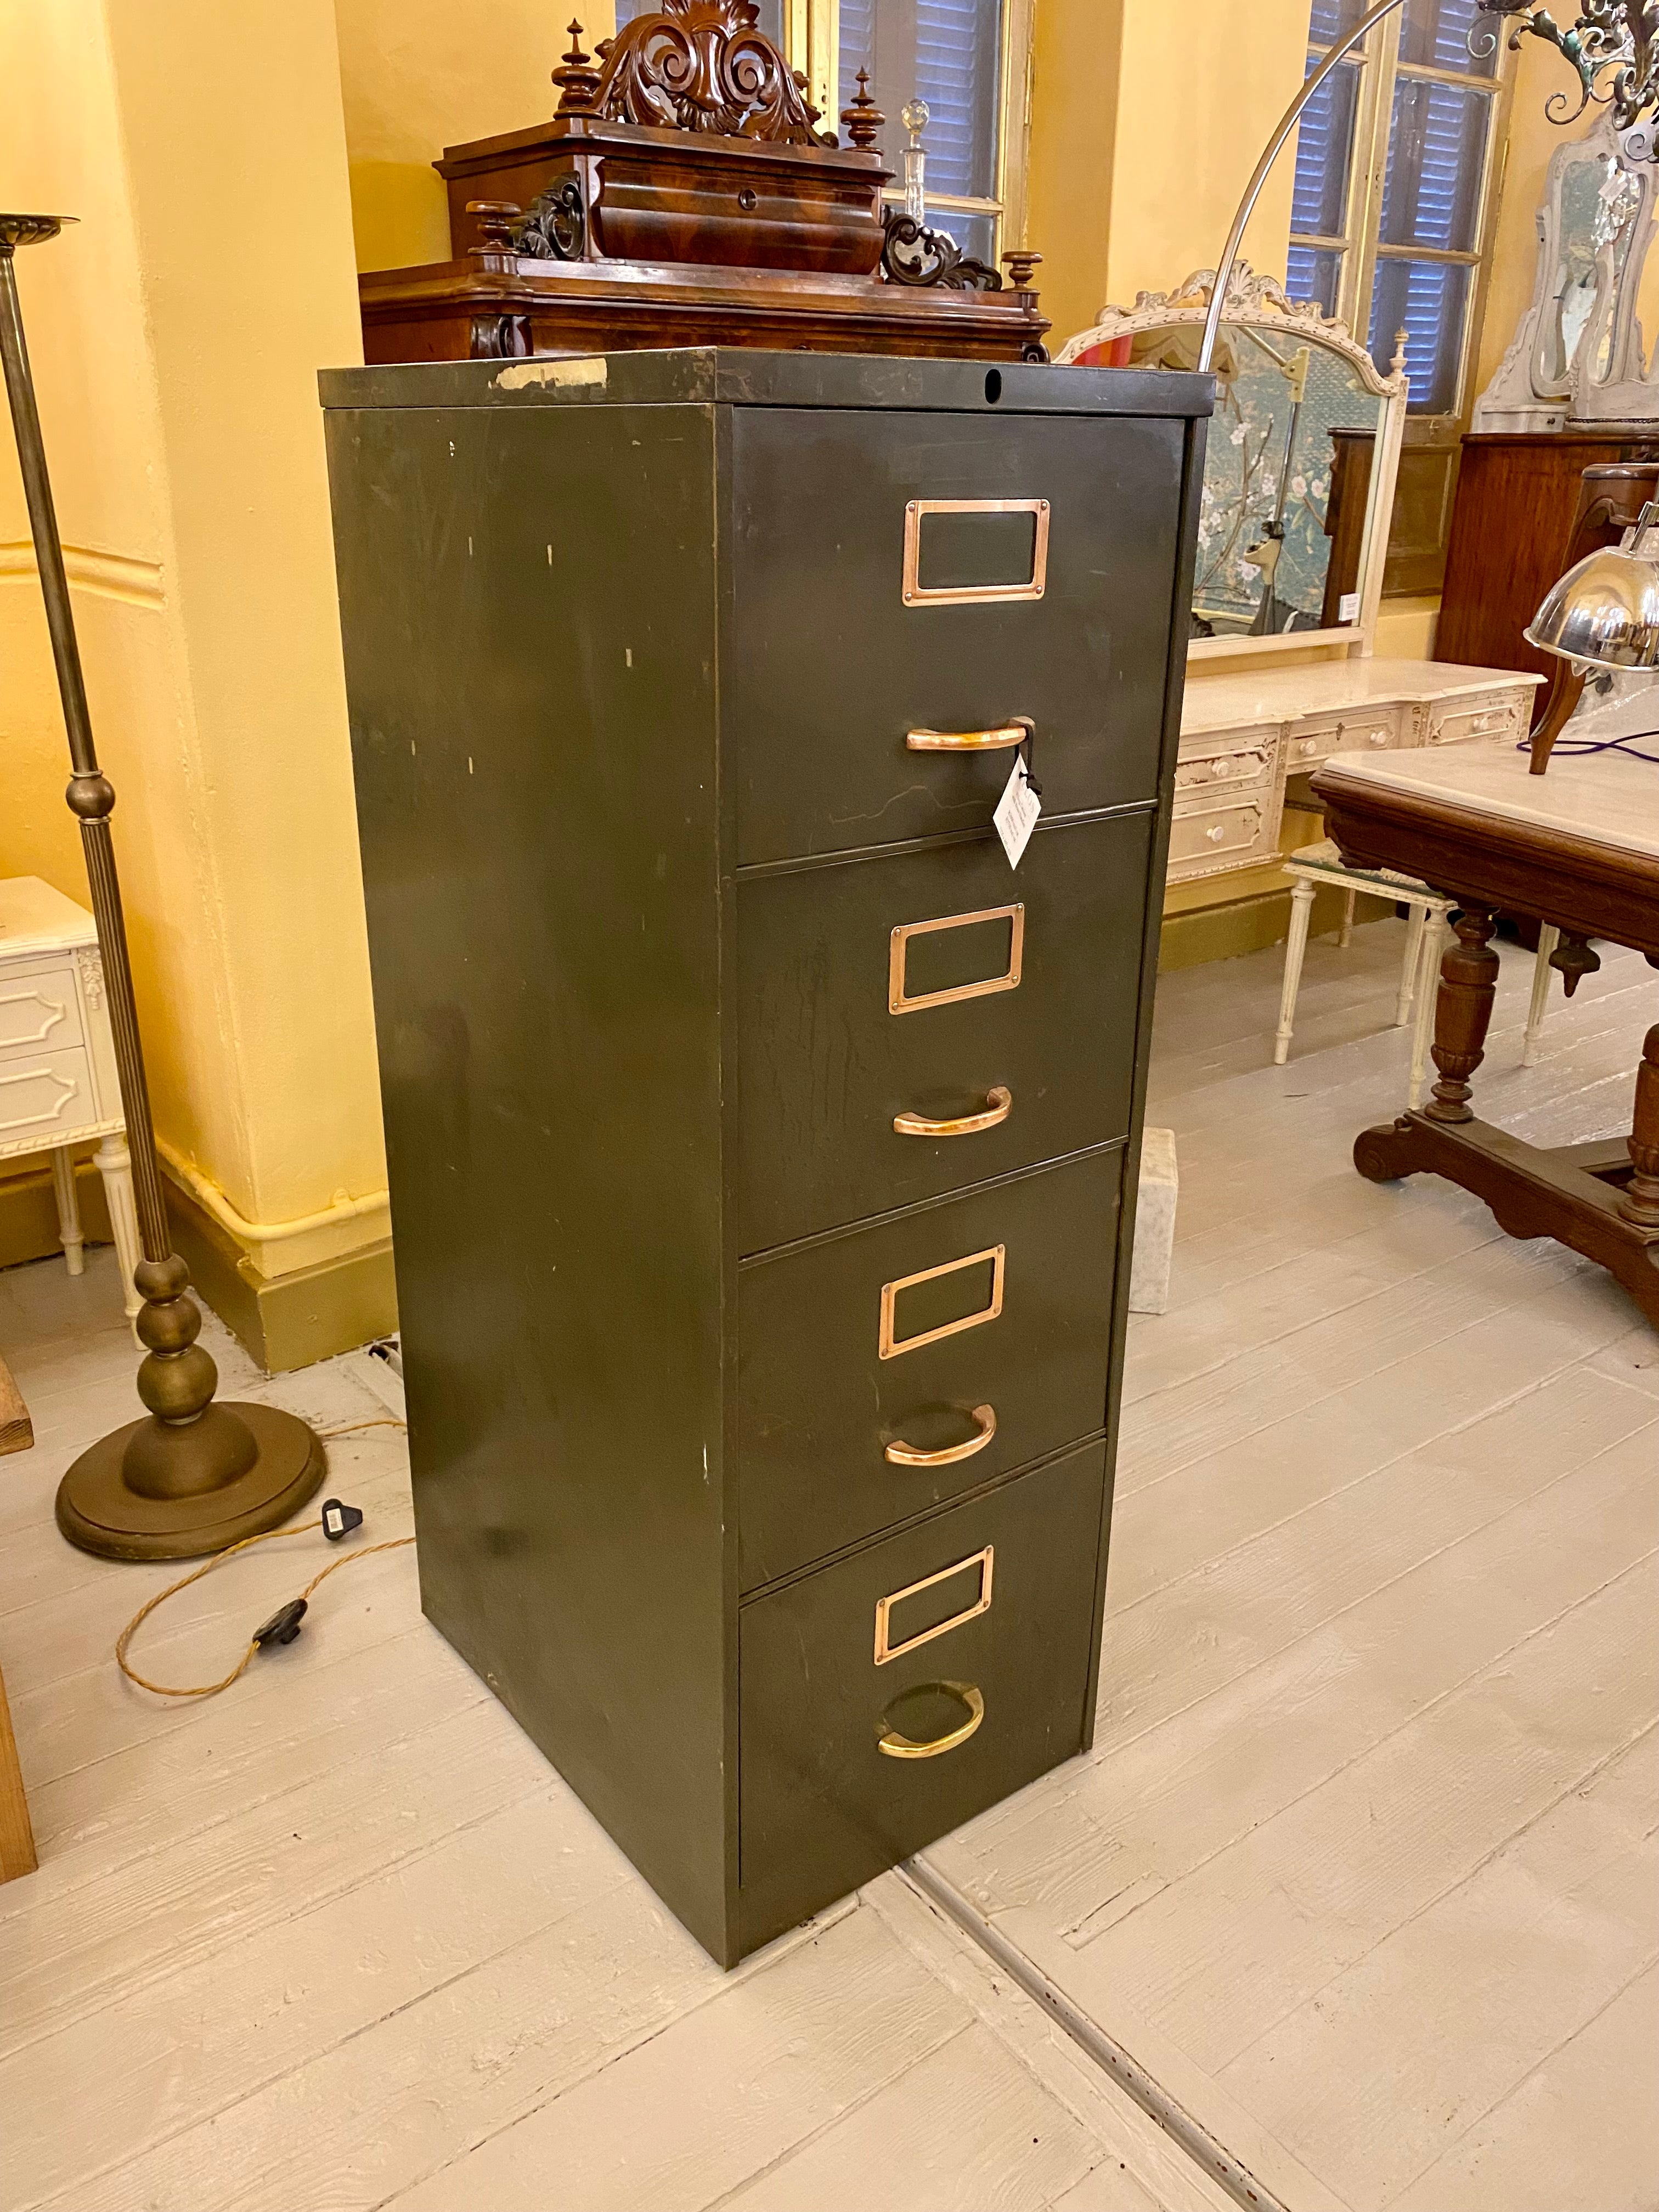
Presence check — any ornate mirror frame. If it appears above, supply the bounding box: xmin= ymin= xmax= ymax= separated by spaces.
xmin=1058 ymin=265 xmax=1407 ymax=665
xmin=1474 ymin=112 xmax=1657 ymax=432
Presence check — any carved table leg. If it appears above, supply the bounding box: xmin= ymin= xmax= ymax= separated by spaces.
xmin=1356 ymin=904 xmax=1500 ymax=1184
xmin=1424 ymin=904 xmax=1500 ymax=1125
xmin=1622 ymin=1024 xmax=1659 ymax=1228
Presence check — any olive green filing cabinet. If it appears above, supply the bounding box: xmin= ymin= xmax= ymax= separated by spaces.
xmin=320 ymin=348 xmax=1210 ymax=1966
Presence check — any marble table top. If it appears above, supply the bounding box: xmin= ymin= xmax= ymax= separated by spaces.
xmin=1181 ymin=656 xmax=1544 ymax=737
xmin=1316 ymin=742 xmax=1659 ymax=862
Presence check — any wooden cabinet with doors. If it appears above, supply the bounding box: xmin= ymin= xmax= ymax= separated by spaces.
xmin=1434 ymin=430 xmax=1659 ymax=704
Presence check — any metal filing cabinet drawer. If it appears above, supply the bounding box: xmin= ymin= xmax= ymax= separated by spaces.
xmin=738 ymin=1438 xmax=1106 ymax=1956
xmin=727 ymin=406 xmax=1187 ymax=865
xmin=738 ymin=1144 xmax=1122 ymax=1589
xmin=736 ymin=811 xmax=1152 ymax=1252
xmin=325 ymin=347 xmax=1209 ymax=1967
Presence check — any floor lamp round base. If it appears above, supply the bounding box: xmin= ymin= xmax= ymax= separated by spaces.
xmin=55 ymin=1402 xmax=326 ymax=1561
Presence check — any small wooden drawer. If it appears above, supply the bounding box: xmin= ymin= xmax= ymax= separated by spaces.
xmin=738 ymin=1144 xmax=1120 ymax=1588
xmin=1282 ymin=707 xmax=1400 ymax=769
xmin=737 ymin=1439 xmax=1104 ymax=1953
xmin=0 ymin=960 xmax=84 ymax=1066
xmin=727 ymin=407 xmax=1187 ymax=864
xmin=736 ymin=810 xmax=1153 ymax=1254
xmin=0 ymin=1049 xmax=97 ymax=1149
xmin=1426 ymin=690 xmax=1527 ymax=748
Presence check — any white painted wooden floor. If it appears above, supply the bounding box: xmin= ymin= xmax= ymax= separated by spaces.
xmin=1 ymin=917 xmax=1655 ymax=2212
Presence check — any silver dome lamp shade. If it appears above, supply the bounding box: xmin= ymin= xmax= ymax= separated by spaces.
xmin=1525 ymin=501 xmax=1659 ymax=670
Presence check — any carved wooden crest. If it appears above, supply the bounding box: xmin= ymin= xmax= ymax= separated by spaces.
xmin=563 ymin=2 xmax=832 ymax=146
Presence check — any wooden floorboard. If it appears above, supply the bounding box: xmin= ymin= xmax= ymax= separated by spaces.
xmin=921 ymin=922 xmax=1659 ymax=2212
xmin=1 ymin=919 xmax=1652 ymax=2210
xmin=0 ymin=1259 xmax=1221 ymax=2212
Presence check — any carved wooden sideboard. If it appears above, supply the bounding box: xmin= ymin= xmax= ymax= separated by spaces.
xmin=1170 ymin=658 xmax=1544 ymax=890
xmin=359 ymin=1 xmax=1048 ymax=367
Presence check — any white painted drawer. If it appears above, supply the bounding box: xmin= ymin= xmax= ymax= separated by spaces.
xmin=1166 ymin=795 xmax=1276 ymax=882
xmin=0 ymin=958 xmax=85 ymax=1065
xmin=0 ymin=1047 xmax=99 ymax=1149
xmin=1426 ymin=690 xmax=1528 ymax=748
xmin=1174 ymin=724 xmax=1279 ymax=795
xmin=1283 ymin=707 xmax=1400 ymax=769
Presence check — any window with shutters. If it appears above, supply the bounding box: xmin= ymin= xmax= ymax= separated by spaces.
xmin=1286 ymin=0 xmax=1515 ymax=594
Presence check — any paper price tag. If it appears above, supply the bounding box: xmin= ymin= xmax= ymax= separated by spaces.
xmin=993 ymin=756 xmax=1042 ymax=870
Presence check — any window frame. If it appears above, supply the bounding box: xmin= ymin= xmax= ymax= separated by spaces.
xmin=786 ymin=0 xmax=1035 ymax=262
xmin=1291 ymin=4 xmax=1519 ymax=594
xmin=1293 ymin=6 xmax=1515 ymax=422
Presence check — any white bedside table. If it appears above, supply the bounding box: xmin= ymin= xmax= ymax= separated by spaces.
xmin=0 ymin=877 xmax=140 ymax=1323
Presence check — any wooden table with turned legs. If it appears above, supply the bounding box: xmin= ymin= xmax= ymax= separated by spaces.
xmin=1313 ymin=746 xmax=1659 ymax=1331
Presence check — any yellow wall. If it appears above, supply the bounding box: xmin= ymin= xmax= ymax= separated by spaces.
xmin=0 ymin=2 xmax=389 ymax=1294
xmin=1030 ymin=0 xmax=1308 ymax=354
xmin=336 ymin=0 xmax=618 ymax=271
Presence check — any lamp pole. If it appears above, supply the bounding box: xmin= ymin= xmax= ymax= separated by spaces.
xmin=1 ymin=213 xmax=325 ymax=1560
xmin=1201 ymin=1 xmax=1659 ymax=376
xmin=1200 ymin=0 xmax=1410 ymax=376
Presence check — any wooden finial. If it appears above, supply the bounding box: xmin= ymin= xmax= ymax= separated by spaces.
xmin=1001 ymin=249 xmax=1043 ymax=292
xmin=840 ymin=67 xmax=885 ymax=150
xmin=1391 ymin=325 xmax=1409 ymax=379
xmin=553 ymin=19 xmax=602 ymax=112
xmin=467 ymin=200 xmax=522 ymax=262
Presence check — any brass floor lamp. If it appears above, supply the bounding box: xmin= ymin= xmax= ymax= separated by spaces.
xmin=1 ymin=212 xmax=325 ymax=1560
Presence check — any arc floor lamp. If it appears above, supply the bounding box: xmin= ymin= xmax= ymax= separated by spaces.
xmin=1201 ymin=0 xmax=1659 ymax=377
xmin=1 ymin=212 xmax=324 ymax=1560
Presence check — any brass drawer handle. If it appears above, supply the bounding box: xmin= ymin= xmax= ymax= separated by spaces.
xmin=877 ymin=1681 xmax=985 ymax=1759
xmin=894 ymin=1086 xmax=1012 ymax=1138
xmin=906 ymin=725 xmax=1026 ymax=752
xmin=884 ymin=1404 xmax=997 ymax=1468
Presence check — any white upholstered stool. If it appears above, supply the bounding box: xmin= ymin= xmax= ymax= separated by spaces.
xmin=1274 ymin=840 xmax=1559 ymax=1109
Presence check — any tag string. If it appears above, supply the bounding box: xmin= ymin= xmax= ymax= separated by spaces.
xmin=114 ymin=1417 xmax=415 ymax=1701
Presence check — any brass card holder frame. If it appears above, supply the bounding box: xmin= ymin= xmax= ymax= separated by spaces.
xmin=874 ymin=1545 xmax=995 ymax=1664
xmin=878 ymin=1243 xmax=1006 ymax=1361
xmin=889 ymin=903 xmax=1024 ymax=1017
xmin=902 ymin=499 xmax=1051 ymax=606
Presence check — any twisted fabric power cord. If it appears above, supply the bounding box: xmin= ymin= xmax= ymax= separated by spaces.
xmin=115 ymin=1417 xmax=415 ymax=1701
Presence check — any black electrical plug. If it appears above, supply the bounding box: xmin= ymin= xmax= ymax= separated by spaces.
xmin=253 ymin=1598 xmax=308 ymax=1649
xmin=321 ymin=1498 xmax=364 ymax=1543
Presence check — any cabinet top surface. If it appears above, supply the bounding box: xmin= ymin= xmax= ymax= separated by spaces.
xmin=318 ymin=346 xmax=1214 ymax=422
xmin=1318 ymin=742 xmax=1659 ymax=859
xmin=1181 ymin=656 xmax=1544 ymax=736
xmin=0 ymin=876 xmax=95 ymax=956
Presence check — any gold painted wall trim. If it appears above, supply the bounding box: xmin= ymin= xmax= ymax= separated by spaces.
xmin=0 ymin=540 xmax=166 ymax=609
xmin=155 ymin=1135 xmax=390 ymax=1246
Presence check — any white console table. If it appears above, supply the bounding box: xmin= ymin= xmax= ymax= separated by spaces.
xmin=0 ymin=877 xmax=141 ymax=1322
xmin=1171 ymin=657 xmax=1545 ymax=891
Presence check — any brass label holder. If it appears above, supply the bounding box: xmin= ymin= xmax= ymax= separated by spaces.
xmin=878 ymin=1243 xmax=1006 ymax=1360
xmin=889 ymin=903 xmax=1024 ymax=1017
xmin=874 ymin=1545 xmax=995 ymax=1664
xmin=902 ymin=498 xmax=1051 ymax=606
